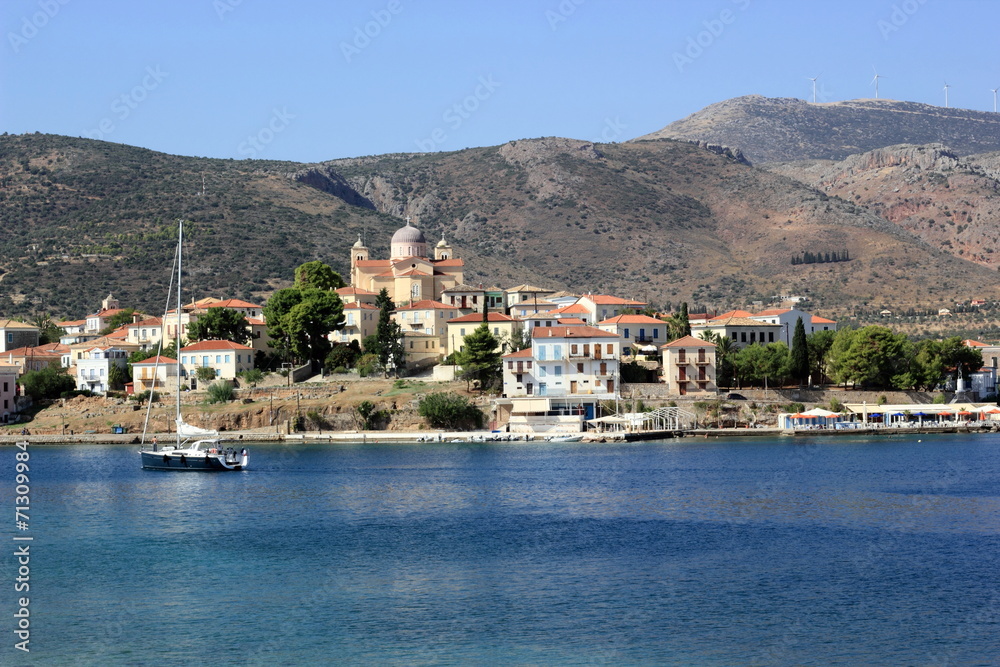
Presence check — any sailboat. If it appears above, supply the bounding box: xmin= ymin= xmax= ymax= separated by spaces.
xmin=138 ymin=220 xmax=248 ymax=471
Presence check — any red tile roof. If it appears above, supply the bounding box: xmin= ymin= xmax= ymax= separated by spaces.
xmin=343 ymin=302 xmax=378 ymax=310
xmin=433 ymin=258 xmax=465 ymax=267
xmin=811 ymin=315 xmax=837 ymax=324
xmin=503 ymin=348 xmax=534 ymax=358
xmin=964 ymin=339 xmax=989 ymax=347
xmin=337 ymin=286 xmax=377 ymax=295
xmin=354 ymin=260 xmax=392 ymax=268
xmin=753 ymin=308 xmax=791 ymax=317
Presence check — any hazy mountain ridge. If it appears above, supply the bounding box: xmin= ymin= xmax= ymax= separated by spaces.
xmin=638 ymin=95 xmax=1000 ymax=164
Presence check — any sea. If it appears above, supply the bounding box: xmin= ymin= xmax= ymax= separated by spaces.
xmin=1 ymin=433 xmax=998 ymax=666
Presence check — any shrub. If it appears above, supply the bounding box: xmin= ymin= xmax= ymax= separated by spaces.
xmin=206 ymin=381 xmax=234 ymax=404
xmin=877 ymin=395 xmax=888 ymax=406
xmin=356 ymin=400 xmax=389 ymax=430
xmin=131 ymin=390 xmax=161 ymax=404
xmin=418 ymin=392 xmax=485 ymax=430
xmin=196 ymin=366 xmax=218 ymax=382
xmin=932 ymin=394 xmax=947 ymax=404
xmin=356 ymin=353 xmax=379 ymax=378
xmin=19 ymin=366 xmax=76 ymax=400
xmin=829 ymin=397 xmax=844 ymax=412
xmin=785 ymin=402 xmax=805 ymax=413
xmin=239 ymin=368 xmax=264 ymax=387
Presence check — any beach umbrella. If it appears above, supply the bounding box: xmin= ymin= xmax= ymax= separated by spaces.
xmin=913 ymin=411 xmax=928 ymax=416
xmin=987 ymin=408 xmax=1000 ymax=414
xmin=937 ymin=411 xmax=952 ymax=416
xmin=957 ymin=410 xmax=973 ymax=416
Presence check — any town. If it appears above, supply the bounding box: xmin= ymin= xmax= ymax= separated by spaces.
xmin=2 ymin=217 xmax=998 ymax=438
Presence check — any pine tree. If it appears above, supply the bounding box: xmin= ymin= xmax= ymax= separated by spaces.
xmin=679 ymin=302 xmax=691 ymax=337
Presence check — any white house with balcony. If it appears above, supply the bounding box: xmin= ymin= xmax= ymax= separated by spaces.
xmin=496 ymin=325 xmax=621 ymax=434
xmin=75 ymin=346 xmax=130 ymax=394
xmin=126 ymin=317 xmax=164 ymax=350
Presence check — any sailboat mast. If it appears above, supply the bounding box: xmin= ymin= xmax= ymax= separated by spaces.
xmin=176 ymin=220 xmax=183 ymax=448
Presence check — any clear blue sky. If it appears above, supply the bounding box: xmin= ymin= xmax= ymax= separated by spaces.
xmin=3 ymin=0 xmax=998 ymax=162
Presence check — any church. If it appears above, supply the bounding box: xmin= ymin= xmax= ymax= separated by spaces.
xmin=349 ymin=218 xmax=465 ymax=305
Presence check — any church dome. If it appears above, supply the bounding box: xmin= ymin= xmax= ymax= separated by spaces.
xmin=391 ymin=221 xmax=426 ymax=245
xmin=353 ymin=234 xmax=365 ymax=248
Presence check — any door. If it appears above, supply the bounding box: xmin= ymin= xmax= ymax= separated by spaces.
xmin=570 ymin=380 xmax=578 ymax=393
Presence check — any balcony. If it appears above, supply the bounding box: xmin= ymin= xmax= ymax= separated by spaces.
xmin=694 ymin=357 xmax=710 ymax=365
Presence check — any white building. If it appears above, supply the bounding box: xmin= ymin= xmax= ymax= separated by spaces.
xmin=496 ymin=325 xmax=622 ymax=434
xmin=75 ymin=346 xmax=130 ymax=394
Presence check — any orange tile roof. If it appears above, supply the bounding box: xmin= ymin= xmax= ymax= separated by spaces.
xmin=448 ymin=312 xmax=515 ymax=323
xmin=964 ymin=339 xmax=989 ymax=347
xmin=395 ymin=268 xmax=431 ymax=277
xmin=354 ymin=260 xmax=392 ymax=268
xmin=549 ymin=303 xmax=591 ymax=315
xmin=207 ymin=299 xmax=261 ymax=309
xmin=396 ymin=300 xmax=454 ymax=310
xmin=700 ymin=316 xmax=779 ymax=327
xmin=129 ymin=317 xmax=163 ymax=327
xmin=811 ymin=315 xmax=837 ymax=324
xmin=57 ymin=319 xmax=86 ymax=327
xmin=709 ymin=310 xmax=754 ymax=320
xmin=337 ymin=286 xmax=377 ymax=295
xmin=132 ymin=355 xmax=178 ymax=365
xmin=2 ymin=346 xmax=63 ymax=358
xmin=557 ymin=318 xmax=587 ymax=325
xmin=180 ymin=340 xmax=254 ymax=352
xmin=432 ymin=258 xmax=464 ymax=267
xmin=532 ymin=325 xmax=621 ymax=339
xmin=247 ymin=318 xmax=267 ymax=325
xmin=753 ymin=308 xmax=791 ymax=317
xmin=661 ymin=335 xmax=716 ymax=348
xmin=599 ymin=314 xmax=666 ymax=325
xmin=503 ymin=348 xmax=534 ymax=358
xmin=343 ymin=302 xmax=378 ymax=310
xmin=0 ymin=319 xmax=39 ymax=329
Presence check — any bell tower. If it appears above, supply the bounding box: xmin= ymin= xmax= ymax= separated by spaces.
xmin=434 ymin=234 xmax=453 ymax=260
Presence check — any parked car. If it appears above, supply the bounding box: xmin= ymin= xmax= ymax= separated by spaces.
xmin=726 ymin=392 xmax=747 ymax=400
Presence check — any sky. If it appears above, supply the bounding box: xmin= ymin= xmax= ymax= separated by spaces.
xmin=3 ymin=0 xmax=999 ymax=163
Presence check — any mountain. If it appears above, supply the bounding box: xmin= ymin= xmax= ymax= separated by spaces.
xmin=637 ymin=95 xmax=1000 ymax=164
xmin=2 ymin=132 xmax=1000 ymax=321
xmin=768 ymin=143 xmax=1000 ymax=270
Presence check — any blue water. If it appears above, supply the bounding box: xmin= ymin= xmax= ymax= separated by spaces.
xmin=1 ymin=434 xmax=999 ymax=665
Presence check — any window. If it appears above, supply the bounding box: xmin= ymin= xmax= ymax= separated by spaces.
xmin=539 ymin=366 xmax=547 ymax=377
xmin=537 ymin=346 xmax=547 ymax=361
xmin=182 ymin=356 xmax=187 ymax=364
xmin=768 ymin=332 xmax=774 ymax=342
xmin=216 ymin=355 xmax=222 ymax=363
xmin=606 ymin=344 xmax=613 ymax=355
xmin=215 ymin=369 xmax=220 ymax=377
xmin=553 ymin=345 xmax=563 ymax=359
xmin=554 ymin=367 xmax=562 ymax=376
xmin=225 ymin=355 xmax=231 ymax=363
xmin=624 ymin=328 xmax=630 ymax=339
xmin=577 ymin=363 xmax=584 ymax=374
xmin=571 ymin=344 xmax=579 ymax=355
xmin=653 ymin=328 xmax=659 ymax=339
xmin=460 ymin=328 xmax=466 ymax=336
xmin=237 ymin=355 xmax=241 ymax=363
xmin=6 ymin=333 xmax=12 ymax=343
xmin=741 ymin=332 xmax=747 ymax=343
xmin=202 ymin=356 xmax=209 ymax=366
xmin=3 ymin=382 xmax=7 ymax=392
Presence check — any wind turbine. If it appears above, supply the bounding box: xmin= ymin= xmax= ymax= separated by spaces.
xmin=943 ymin=81 xmax=951 ymax=108
xmin=871 ymin=66 xmax=883 ymax=99
xmin=990 ymin=87 xmax=998 ymax=112
xmin=807 ymin=75 xmax=819 ymax=103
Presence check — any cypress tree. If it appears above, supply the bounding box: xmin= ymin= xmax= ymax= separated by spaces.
xmin=791 ymin=316 xmax=809 ymax=384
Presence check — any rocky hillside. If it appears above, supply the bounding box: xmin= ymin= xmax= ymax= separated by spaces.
xmin=637 ymin=96 xmax=1000 ymax=164
xmin=3 ymin=132 xmax=1000 ymax=321
xmin=318 ymin=137 xmax=1000 ymax=310
xmin=768 ymin=144 xmax=1000 ymax=270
